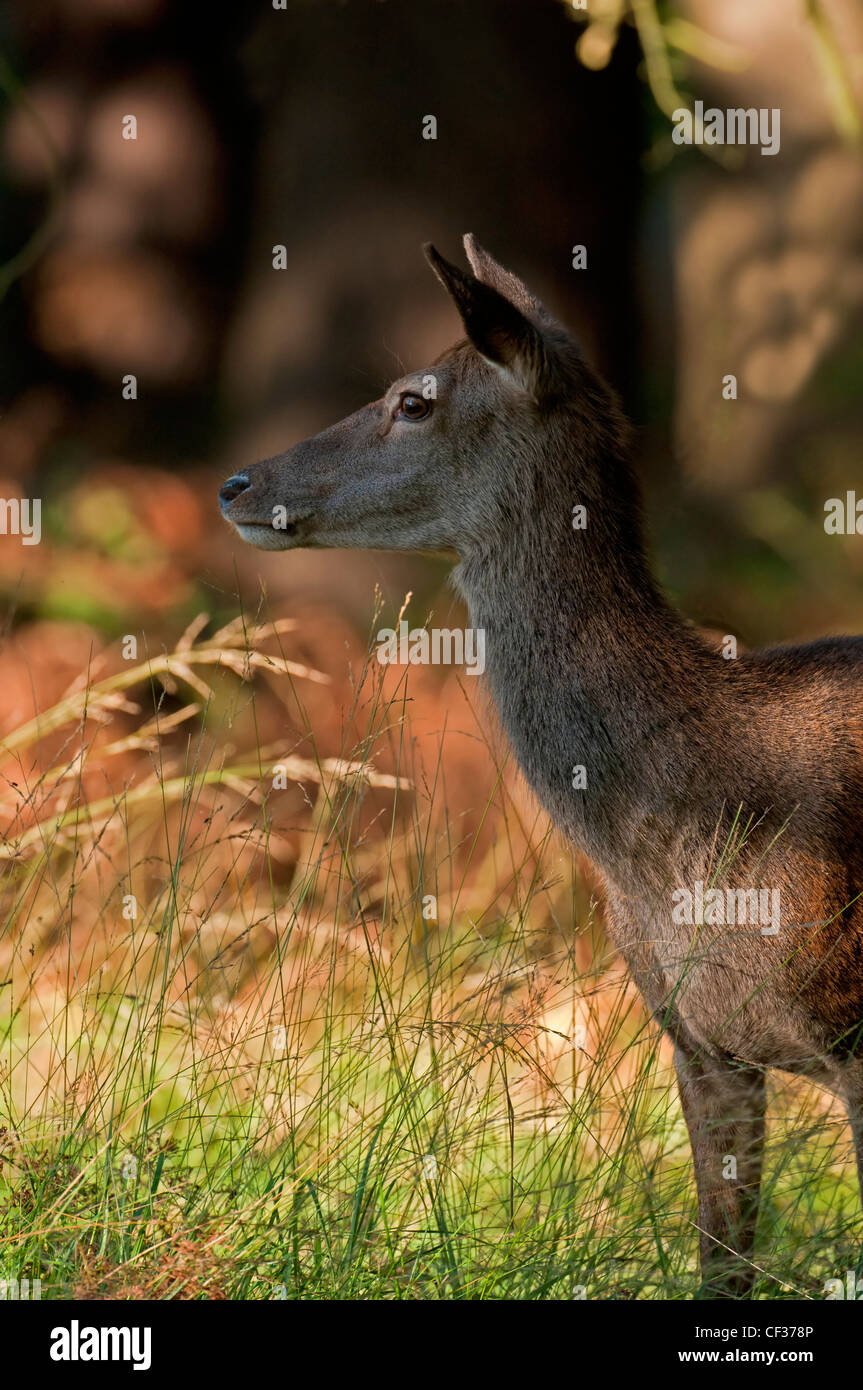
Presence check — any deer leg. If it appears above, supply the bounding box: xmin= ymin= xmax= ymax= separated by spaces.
xmin=847 ymin=1103 xmax=863 ymax=1206
xmin=841 ymin=1077 xmax=863 ymax=1276
xmin=673 ymin=1045 xmax=766 ymax=1299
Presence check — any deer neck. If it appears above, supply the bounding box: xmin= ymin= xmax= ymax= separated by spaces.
xmin=452 ymin=448 xmax=721 ymax=889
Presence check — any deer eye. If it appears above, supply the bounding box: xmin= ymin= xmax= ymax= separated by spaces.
xmin=396 ymin=393 xmax=432 ymax=422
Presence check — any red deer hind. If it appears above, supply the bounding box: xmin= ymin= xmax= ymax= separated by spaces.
xmin=220 ymin=235 xmax=863 ymax=1298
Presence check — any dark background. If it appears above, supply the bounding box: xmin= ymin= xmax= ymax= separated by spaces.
xmin=1 ymin=0 xmax=861 ymax=654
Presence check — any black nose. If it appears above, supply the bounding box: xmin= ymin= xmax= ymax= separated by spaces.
xmin=219 ymin=473 xmax=251 ymax=505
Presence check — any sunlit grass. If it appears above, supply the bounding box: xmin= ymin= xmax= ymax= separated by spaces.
xmin=0 ymin=607 xmax=859 ymax=1299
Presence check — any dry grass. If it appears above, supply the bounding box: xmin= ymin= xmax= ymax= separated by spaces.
xmin=0 ymin=603 xmax=858 ymax=1299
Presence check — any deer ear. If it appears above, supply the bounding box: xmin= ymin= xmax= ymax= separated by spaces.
xmin=423 ymin=242 xmax=553 ymax=399
xmin=462 ymin=233 xmax=546 ymax=321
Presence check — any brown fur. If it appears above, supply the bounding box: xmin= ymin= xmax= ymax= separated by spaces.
xmin=220 ymin=235 xmax=863 ymax=1296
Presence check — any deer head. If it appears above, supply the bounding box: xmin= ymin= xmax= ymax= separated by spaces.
xmin=219 ymin=234 xmax=622 ymax=559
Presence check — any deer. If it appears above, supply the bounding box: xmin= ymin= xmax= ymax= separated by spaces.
xmin=219 ymin=235 xmax=863 ymax=1298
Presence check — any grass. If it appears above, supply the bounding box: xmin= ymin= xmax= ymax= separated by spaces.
xmin=0 ymin=603 xmax=860 ymax=1300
